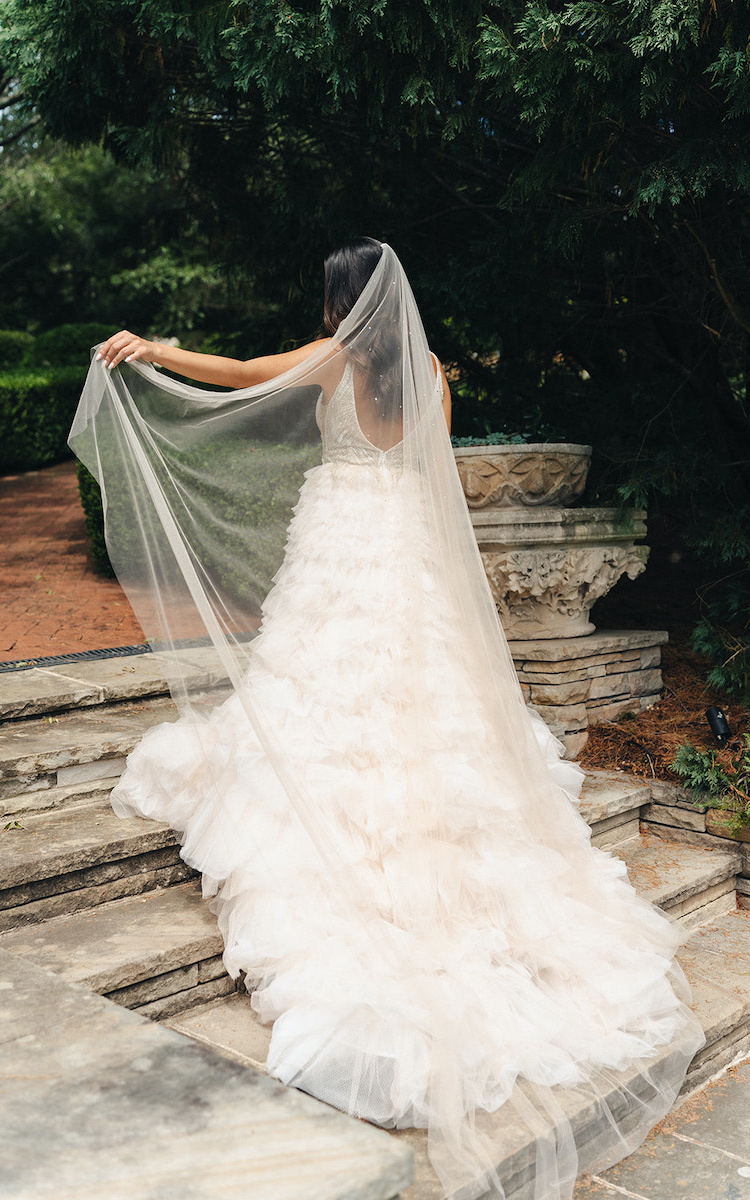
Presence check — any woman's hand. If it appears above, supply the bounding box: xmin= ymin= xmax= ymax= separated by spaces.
xmin=96 ymin=331 xmax=157 ymax=370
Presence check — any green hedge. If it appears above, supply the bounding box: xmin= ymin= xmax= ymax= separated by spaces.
xmin=77 ymin=462 xmax=113 ymax=576
xmin=76 ymin=432 xmax=321 ymax=593
xmin=30 ymin=323 xmax=112 ymax=368
xmin=0 ymin=330 xmax=35 ymax=369
xmin=0 ymin=323 xmax=114 ymax=473
xmin=0 ymin=367 xmax=85 ymax=473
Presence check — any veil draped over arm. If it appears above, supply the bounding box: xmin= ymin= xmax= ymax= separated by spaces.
xmin=69 ymin=245 xmax=703 ymax=1200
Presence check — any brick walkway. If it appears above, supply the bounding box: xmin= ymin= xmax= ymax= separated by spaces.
xmin=0 ymin=461 xmax=145 ymax=662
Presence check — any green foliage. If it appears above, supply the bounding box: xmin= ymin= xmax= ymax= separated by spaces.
xmin=0 ymin=139 xmax=233 ymax=336
xmin=451 ymin=432 xmax=529 ymax=447
xmin=30 ymin=324 xmax=113 ymax=368
xmin=691 ymin=620 xmax=750 ymax=710
xmin=77 ymin=432 xmax=321 ymax=598
xmin=0 ymin=330 xmax=34 ymax=369
xmin=76 ymin=463 xmax=112 ymax=576
xmin=672 ymin=736 xmax=750 ymax=835
xmin=0 ymin=366 xmax=84 ymax=472
xmin=3 ymin=0 xmax=750 ymax=693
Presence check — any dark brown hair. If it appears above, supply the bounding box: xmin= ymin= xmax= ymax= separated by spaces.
xmin=323 ymin=238 xmax=383 ymax=333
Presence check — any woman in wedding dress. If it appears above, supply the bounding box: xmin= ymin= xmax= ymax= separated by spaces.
xmin=70 ymin=238 xmax=705 ymax=1200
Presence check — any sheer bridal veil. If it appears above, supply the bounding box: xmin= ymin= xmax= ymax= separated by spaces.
xmin=69 ymin=243 xmax=703 ymax=1199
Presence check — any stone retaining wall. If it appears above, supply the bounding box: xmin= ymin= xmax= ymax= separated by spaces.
xmin=641 ymin=778 xmax=750 ymax=909
xmin=509 ymin=629 xmax=668 ymax=757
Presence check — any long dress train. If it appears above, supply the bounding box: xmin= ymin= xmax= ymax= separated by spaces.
xmin=107 ymin=358 xmax=705 ymax=1198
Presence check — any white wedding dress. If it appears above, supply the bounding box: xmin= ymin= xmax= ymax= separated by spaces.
xmin=108 ymin=357 xmax=705 ymax=1197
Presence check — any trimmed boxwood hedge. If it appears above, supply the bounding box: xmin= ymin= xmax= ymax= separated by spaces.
xmin=0 ymin=330 xmax=35 ymax=369
xmin=0 ymin=366 xmax=86 ymax=473
xmin=0 ymin=323 xmax=113 ymax=473
xmin=76 ymin=433 xmax=321 ymax=591
xmin=77 ymin=462 xmax=114 ymax=576
xmin=30 ymin=323 xmax=112 ymax=368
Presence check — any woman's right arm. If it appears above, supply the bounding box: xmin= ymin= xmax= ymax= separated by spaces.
xmin=96 ymin=330 xmax=332 ymax=389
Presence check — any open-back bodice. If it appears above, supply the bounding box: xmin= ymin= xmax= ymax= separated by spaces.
xmin=315 ymin=360 xmax=406 ymax=467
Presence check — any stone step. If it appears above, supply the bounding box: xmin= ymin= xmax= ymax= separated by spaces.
xmin=0 ymin=693 xmax=179 ymax=799
xmin=577 ymin=768 xmax=651 ymax=848
xmin=2 ymin=772 xmax=118 ymax=820
xmin=611 ymin=831 xmax=742 ymax=929
xmin=0 ymin=799 xmax=195 ymax=930
xmin=167 ymin=907 xmax=750 ymax=1200
xmin=0 ymin=949 xmax=412 ymax=1200
xmin=0 ymin=881 xmax=228 ymax=1019
xmin=0 ymin=645 xmax=228 ymax=722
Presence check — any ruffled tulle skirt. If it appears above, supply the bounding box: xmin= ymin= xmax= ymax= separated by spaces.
xmin=112 ymin=460 xmax=705 ymax=1198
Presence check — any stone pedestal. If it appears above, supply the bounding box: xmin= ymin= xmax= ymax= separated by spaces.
xmin=472 ymin=507 xmax=649 ymax=640
xmin=509 ymin=629 xmax=668 ymax=758
xmin=454 ymin=444 xmax=666 ymax=758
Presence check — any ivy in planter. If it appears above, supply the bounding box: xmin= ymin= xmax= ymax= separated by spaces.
xmin=671 ymin=735 xmax=750 ymax=837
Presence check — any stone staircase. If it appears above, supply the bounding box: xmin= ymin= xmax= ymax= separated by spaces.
xmin=1 ymin=652 xmax=749 ymax=1199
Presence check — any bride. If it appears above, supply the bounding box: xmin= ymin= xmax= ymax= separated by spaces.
xmin=71 ymin=238 xmax=704 ymax=1199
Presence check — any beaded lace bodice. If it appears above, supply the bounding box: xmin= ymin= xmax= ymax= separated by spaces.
xmin=315 ymin=360 xmax=405 ymax=467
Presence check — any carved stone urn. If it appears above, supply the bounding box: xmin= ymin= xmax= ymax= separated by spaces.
xmin=453 ymin=442 xmax=592 ymax=509
xmin=455 ymin=442 xmax=648 ymax=640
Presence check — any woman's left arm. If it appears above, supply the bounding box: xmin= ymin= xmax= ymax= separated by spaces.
xmin=97 ymin=331 xmax=332 ymax=389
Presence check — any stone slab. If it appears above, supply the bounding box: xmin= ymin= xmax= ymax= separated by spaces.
xmin=650 ymin=778 xmax=708 ymax=813
xmin=0 ymin=647 xmax=241 ymax=723
xmin=0 ymin=667 xmax=103 ymax=720
xmin=587 ymin=673 xmax=630 ymax=701
xmin=528 ymin=679 xmax=591 ymax=706
xmin=0 ymin=949 xmax=412 ymax=1200
xmin=517 ymin=667 xmax=602 ymax=685
xmin=664 ymin=1055 xmax=750 ymax=1158
xmin=509 ymin=629 xmax=668 ymax=663
xmin=587 ymin=694 xmax=660 ymax=722
xmin=168 ymin=992 xmax=274 ymax=1071
xmin=630 ymin=667 xmax=664 ymax=697
xmin=676 ymin=909 xmax=750 ymax=1008
xmin=0 ymin=799 xmax=176 ymax=889
xmin=137 ymin=973 xmax=236 ymax=1020
xmin=0 ymin=857 xmax=194 ymax=932
xmin=643 ymin=821 xmax=748 ymax=859
xmin=673 ymin=880 xmax=737 ymax=928
xmin=1 ymin=773 xmax=116 ymax=820
xmin=57 ymin=756 xmax=126 ymax=786
xmin=0 ymin=881 xmax=223 ymax=994
xmin=0 ymin=694 xmax=179 ymax=781
xmin=611 ymin=833 xmax=741 ymax=915
xmin=598 ymin=1128 xmax=750 ymax=1198
xmin=642 ymin=802 xmax=707 ymax=833
xmin=590 ymin=815 xmax=640 ymax=850
xmin=531 ymin=701 xmax=589 ymax=732
xmin=577 ymin=770 xmax=651 ymax=827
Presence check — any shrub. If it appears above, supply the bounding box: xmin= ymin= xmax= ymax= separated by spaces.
xmin=672 ymin=736 xmax=750 ymax=835
xmin=28 ymin=323 xmax=113 ymax=368
xmin=76 ymin=462 xmax=113 ymax=576
xmin=451 ymin=432 xmax=530 ymax=447
xmin=0 ymin=367 xmax=85 ymax=472
xmin=0 ymin=331 xmax=35 ymax=370
xmin=75 ymin=430 xmax=321 ymax=596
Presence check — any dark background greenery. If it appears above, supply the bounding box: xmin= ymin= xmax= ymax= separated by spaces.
xmin=1 ymin=0 xmax=748 ymax=702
